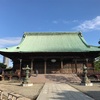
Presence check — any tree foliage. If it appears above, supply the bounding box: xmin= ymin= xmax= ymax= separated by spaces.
xmin=94 ymin=60 xmax=100 ymax=71
xmin=0 ymin=63 xmax=7 ymax=69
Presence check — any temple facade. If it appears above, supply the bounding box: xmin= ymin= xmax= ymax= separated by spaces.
xmin=0 ymin=32 xmax=100 ymax=74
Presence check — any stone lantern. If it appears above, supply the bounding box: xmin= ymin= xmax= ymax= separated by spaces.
xmin=22 ymin=65 xmax=33 ymax=86
xmin=81 ymin=65 xmax=93 ymax=86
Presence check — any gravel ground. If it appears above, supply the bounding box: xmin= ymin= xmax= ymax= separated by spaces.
xmin=69 ymin=82 xmax=100 ymax=100
xmin=0 ymin=81 xmax=44 ymax=100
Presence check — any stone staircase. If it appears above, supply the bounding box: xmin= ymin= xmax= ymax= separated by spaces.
xmin=30 ymin=74 xmax=81 ymax=83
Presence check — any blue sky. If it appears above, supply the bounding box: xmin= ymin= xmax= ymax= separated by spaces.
xmin=0 ymin=0 xmax=100 ymax=63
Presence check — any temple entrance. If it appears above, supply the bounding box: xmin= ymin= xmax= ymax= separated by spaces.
xmin=33 ymin=58 xmax=61 ymax=74
xmin=63 ymin=59 xmax=74 ymax=73
xmin=33 ymin=59 xmax=44 ymax=74
xmin=47 ymin=58 xmax=61 ymax=74
xmin=32 ymin=58 xmax=79 ymax=74
xmin=31 ymin=58 xmax=86 ymax=74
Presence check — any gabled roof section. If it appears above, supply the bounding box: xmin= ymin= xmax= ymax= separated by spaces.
xmin=0 ymin=32 xmax=100 ymax=53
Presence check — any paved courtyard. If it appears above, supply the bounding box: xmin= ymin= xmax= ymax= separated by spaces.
xmin=70 ymin=82 xmax=100 ymax=100
xmin=37 ymin=83 xmax=94 ymax=100
xmin=0 ymin=74 xmax=100 ymax=100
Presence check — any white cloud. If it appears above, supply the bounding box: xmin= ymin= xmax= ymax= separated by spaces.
xmin=75 ymin=16 xmax=100 ymax=31
xmin=52 ymin=19 xmax=79 ymax=25
xmin=0 ymin=37 xmax=21 ymax=48
xmin=0 ymin=37 xmax=21 ymax=65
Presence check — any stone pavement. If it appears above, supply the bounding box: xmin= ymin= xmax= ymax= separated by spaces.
xmin=70 ymin=82 xmax=100 ymax=100
xmin=0 ymin=74 xmax=99 ymax=100
xmin=37 ymin=83 xmax=94 ymax=100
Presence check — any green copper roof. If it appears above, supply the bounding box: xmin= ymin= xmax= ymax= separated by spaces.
xmin=0 ymin=32 xmax=100 ymax=53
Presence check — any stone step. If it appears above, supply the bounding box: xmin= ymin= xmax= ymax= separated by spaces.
xmin=30 ymin=74 xmax=81 ymax=83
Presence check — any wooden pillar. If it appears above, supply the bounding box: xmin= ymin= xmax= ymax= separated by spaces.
xmin=71 ymin=63 xmax=73 ymax=73
xmin=60 ymin=58 xmax=63 ymax=73
xmin=31 ymin=59 xmax=34 ymax=74
xmin=61 ymin=58 xmax=63 ymax=69
xmin=75 ymin=59 xmax=77 ymax=73
xmin=92 ymin=59 xmax=95 ymax=73
xmin=44 ymin=59 xmax=47 ymax=74
xmin=86 ymin=58 xmax=88 ymax=67
xmin=19 ymin=59 xmax=22 ymax=79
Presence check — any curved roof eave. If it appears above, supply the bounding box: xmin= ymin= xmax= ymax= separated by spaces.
xmin=0 ymin=32 xmax=100 ymax=53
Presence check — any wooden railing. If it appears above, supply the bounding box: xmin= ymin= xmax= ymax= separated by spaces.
xmin=8 ymin=93 xmax=22 ymax=100
xmin=0 ymin=90 xmax=30 ymax=100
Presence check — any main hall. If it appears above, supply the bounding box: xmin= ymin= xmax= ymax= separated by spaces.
xmin=0 ymin=32 xmax=100 ymax=75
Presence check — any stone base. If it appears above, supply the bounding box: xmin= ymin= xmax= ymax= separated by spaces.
xmin=81 ymin=83 xmax=93 ymax=86
xmin=85 ymin=83 xmax=93 ymax=86
xmin=21 ymin=83 xmax=33 ymax=87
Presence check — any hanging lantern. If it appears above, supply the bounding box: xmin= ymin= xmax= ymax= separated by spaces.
xmin=51 ymin=59 xmax=56 ymax=63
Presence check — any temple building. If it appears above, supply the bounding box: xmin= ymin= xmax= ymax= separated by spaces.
xmin=0 ymin=32 xmax=100 ymax=74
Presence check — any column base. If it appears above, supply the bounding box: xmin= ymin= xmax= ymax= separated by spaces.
xmin=81 ymin=82 xmax=93 ymax=86
xmin=21 ymin=83 xmax=33 ymax=87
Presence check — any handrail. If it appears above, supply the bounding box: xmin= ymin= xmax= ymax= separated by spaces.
xmin=8 ymin=93 xmax=22 ymax=100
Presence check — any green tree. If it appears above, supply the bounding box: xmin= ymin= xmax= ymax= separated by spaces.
xmin=94 ymin=60 xmax=100 ymax=71
xmin=0 ymin=63 xmax=7 ymax=69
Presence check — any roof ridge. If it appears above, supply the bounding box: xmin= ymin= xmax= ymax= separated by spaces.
xmin=24 ymin=32 xmax=81 ymax=36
